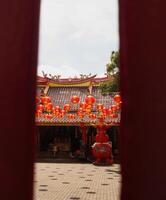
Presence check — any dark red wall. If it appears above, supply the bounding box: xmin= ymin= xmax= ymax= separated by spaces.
xmin=0 ymin=1 xmax=40 ymax=200
xmin=1 ymin=0 xmax=166 ymax=200
xmin=119 ymin=0 xmax=166 ymax=199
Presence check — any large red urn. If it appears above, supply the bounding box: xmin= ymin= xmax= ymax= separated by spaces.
xmin=92 ymin=125 xmax=113 ymax=165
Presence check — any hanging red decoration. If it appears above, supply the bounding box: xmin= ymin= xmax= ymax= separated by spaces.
xmin=36 ymin=104 xmax=44 ymax=111
xmin=116 ymin=103 xmax=121 ymax=110
xmin=45 ymin=113 xmax=53 ymax=120
xmin=77 ymin=108 xmax=84 ymax=118
xmin=98 ymin=115 xmax=105 ymax=124
xmin=36 ymin=110 xmax=42 ymax=118
xmin=89 ymin=113 xmax=96 ymax=120
xmin=78 ymin=113 xmax=84 ymax=119
xmin=110 ymin=105 xmax=117 ymax=112
xmin=102 ymin=107 xmax=109 ymax=115
xmin=116 ymin=101 xmax=122 ymax=110
xmin=80 ymin=102 xmax=88 ymax=110
xmin=110 ymin=113 xmax=118 ymax=118
xmin=68 ymin=114 xmax=75 ymax=120
xmin=41 ymin=96 xmax=51 ymax=105
xmin=58 ymin=110 xmax=65 ymax=118
xmin=96 ymin=103 xmax=104 ymax=111
xmin=85 ymin=106 xmax=92 ymax=114
xmin=99 ymin=114 xmax=106 ymax=120
xmin=64 ymin=104 xmax=70 ymax=112
xmin=61 ymin=109 xmax=66 ymax=115
xmin=85 ymin=95 xmax=96 ymax=105
xmin=71 ymin=95 xmax=80 ymax=104
xmin=57 ymin=112 xmax=64 ymax=118
xmin=113 ymin=94 xmax=121 ymax=103
xmin=54 ymin=106 xmax=60 ymax=112
xmin=46 ymin=102 xmax=53 ymax=111
xmin=108 ymin=108 xmax=113 ymax=115
xmin=53 ymin=106 xmax=61 ymax=115
xmin=77 ymin=107 xmax=84 ymax=113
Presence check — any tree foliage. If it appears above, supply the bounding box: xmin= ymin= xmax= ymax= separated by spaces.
xmin=100 ymin=51 xmax=119 ymax=94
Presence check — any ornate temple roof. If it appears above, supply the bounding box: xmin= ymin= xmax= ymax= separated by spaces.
xmin=37 ymin=74 xmax=110 ymax=87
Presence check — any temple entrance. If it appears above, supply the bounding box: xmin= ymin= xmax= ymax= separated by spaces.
xmin=37 ymin=126 xmax=81 ymax=160
xmin=36 ymin=125 xmax=119 ymax=162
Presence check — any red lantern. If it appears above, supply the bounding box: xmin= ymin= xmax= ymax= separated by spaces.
xmin=53 ymin=106 xmax=61 ymax=115
xmin=46 ymin=102 xmax=53 ymax=111
xmin=77 ymin=107 xmax=84 ymax=113
xmin=57 ymin=112 xmax=64 ymax=118
xmin=78 ymin=113 xmax=84 ymax=119
xmin=116 ymin=101 xmax=122 ymax=110
xmin=68 ymin=114 xmax=75 ymax=120
xmin=80 ymin=102 xmax=88 ymax=110
xmin=113 ymin=94 xmax=121 ymax=103
xmin=116 ymin=103 xmax=120 ymax=110
xmin=77 ymin=113 xmax=83 ymax=119
xmin=54 ymin=106 xmax=60 ymax=112
xmin=77 ymin=107 xmax=84 ymax=116
xmin=110 ymin=105 xmax=117 ymax=112
xmin=99 ymin=114 xmax=106 ymax=121
xmin=96 ymin=103 xmax=104 ymax=111
xmin=85 ymin=95 xmax=96 ymax=105
xmin=71 ymin=95 xmax=80 ymax=104
xmin=41 ymin=96 xmax=51 ymax=105
xmin=102 ymin=107 xmax=109 ymax=115
xmin=110 ymin=113 xmax=118 ymax=118
xmin=58 ymin=110 xmax=65 ymax=118
xmin=64 ymin=104 xmax=70 ymax=112
xmin=45 ymin=113 xmax=53 ymax=120
xmin=89 ymin=113 xmax=96 ymax=120
xmin=85 ymin=106 xmax=92 ymax=114
xmin=37 ymin=104 xmax=44 ymax=111
xmin=108 ymin=108 xmax=113 ymax=115
xmin=61 ymin=109 xmax=66 ymax=115
xmin=36 ymin=110 xmax=42 ymax=118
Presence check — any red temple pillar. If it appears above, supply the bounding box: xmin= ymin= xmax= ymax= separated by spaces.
xmin=80 ymin=122 xmax=87 ymax=144
xmin=119 ymin=0 xmax=166 ymax=199
xmin=0 ymin=1 xmax=40 ymax=200
xmin=81 ymin=126 xmax=87 ymax=144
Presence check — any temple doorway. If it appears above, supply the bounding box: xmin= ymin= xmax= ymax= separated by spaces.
xmin=36 ymin=126 xmax=119 ymax=162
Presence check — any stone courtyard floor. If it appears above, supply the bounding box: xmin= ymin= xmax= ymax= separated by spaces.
xmin=34 ymin=163 xmax=121 ymax=200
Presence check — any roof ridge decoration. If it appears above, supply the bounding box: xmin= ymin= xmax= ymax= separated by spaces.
xmin=80 ymin=73 xmax=92 ymax=79
xmin=48 ymin=74 xmax=61 ymax=81
xmin=37 ymin=72 xmax=110 ymax=87
xmin=38 ymin=71 xmax=98 ymax=85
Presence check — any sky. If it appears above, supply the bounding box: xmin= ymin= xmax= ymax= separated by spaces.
xmin=38 ymin=0 xmax=119 ymax=77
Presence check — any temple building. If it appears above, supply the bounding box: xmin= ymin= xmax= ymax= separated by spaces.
xmin=36 ymin=74 xmax=120 ymax=162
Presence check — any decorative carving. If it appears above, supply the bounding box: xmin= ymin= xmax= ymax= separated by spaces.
xmin=56 ymin=75 xmax=61 ymax=80
xmin=42 ymin=72 xmax=97 ymax=81
xmin=80 ymin=73 xmax=92 ymax=79
xmin=42 ymin=71 xmax=48 ymax=78
xmin=48 ymin=74 xmax=61 ymax=80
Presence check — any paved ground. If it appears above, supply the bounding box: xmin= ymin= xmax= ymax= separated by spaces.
xmin=34 ymin=163 xmax=121 ymax=200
